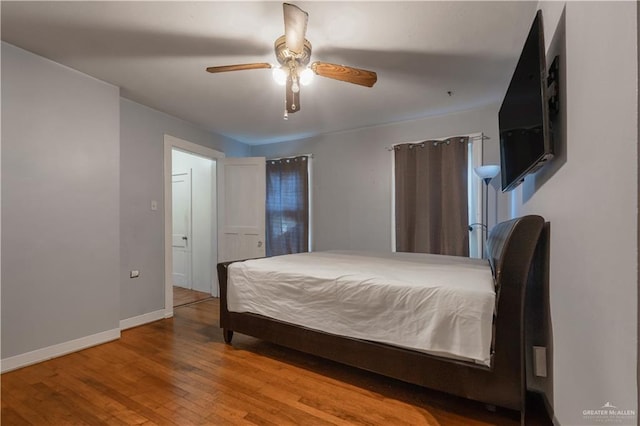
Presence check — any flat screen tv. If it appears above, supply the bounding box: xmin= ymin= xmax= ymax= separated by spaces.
xmin=499 ymin=10 xmax=553 ymax=192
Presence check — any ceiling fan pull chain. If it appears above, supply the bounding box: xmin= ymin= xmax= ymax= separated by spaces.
xmin=283 ymin=94 xmax=289 ymax=120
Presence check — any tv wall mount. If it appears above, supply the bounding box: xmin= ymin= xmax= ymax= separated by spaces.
xmin=546 ymin=55 xmax=560 ymax=117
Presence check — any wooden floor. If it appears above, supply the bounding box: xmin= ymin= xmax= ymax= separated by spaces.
xmin=1 ymin=299 xmax=551 ymax=425
xmin=173 ymin=286 xmax=212 ymax=307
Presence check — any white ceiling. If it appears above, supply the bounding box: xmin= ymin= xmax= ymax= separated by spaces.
xmin=1 ymin=1 xmax=538 ymax=145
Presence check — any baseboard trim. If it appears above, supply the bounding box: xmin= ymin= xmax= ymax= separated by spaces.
xmin=164 ymin=308 xmax=174 ymax=319
xmin=120 ymin=309 xmax=166 ymax=331
xmin=1 ymin=328 xmax=121 ymax=373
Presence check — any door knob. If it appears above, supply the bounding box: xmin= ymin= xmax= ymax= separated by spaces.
xmin=182 ymin=236 xmax=188 ymax=241
xmin=257 ymin=241 xmax=263 ymax=248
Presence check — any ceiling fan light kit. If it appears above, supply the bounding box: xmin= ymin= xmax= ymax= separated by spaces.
xmin=272 ymin=66 xmax=288 ymax=86
xmin=205 ymin=3 xmax=377 ymax=118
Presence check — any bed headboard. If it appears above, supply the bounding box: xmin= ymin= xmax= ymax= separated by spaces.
xmin=485 ymin=214 xmax=545 ymax=409
xmin=486 ymin=215 xmax=545 ymax=290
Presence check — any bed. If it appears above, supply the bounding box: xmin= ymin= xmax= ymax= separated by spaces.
xmin=217 ymin=215 xmax=545 ymax=422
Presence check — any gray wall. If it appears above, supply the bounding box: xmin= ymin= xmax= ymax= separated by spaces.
xmin=119 ymin=99 xmax=249 ymax=320
xmin=517 ymin=2 xmax=637 ymax=424
xmin=0 ymin=42 xmax=251 ymax=362
xmin=1 ymin=42 xmax=121 ymax=357
xmin=251 ymin=105 xmax=499 ymax=252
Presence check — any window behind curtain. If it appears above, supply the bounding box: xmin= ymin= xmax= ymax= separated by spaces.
xmin=266 ymin=156 xmax=309 ymax=257
xmin=394 ymin=137 xmax=469 ymax=256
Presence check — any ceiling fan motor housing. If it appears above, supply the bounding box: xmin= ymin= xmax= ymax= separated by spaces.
xmin=274 ymin=35 xmax=312 ymax=68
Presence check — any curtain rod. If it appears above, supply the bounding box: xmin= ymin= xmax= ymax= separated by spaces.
xmin=266 ymin=153 xmax=314 ymax=161
xmin=385 ymin=134 xmax=490 ymax=151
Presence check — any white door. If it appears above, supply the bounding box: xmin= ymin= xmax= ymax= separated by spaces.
xmin=218 ymin=157 xmax=266 ymax=262
xmin=172 ymin=170 xmax=192 ymax=288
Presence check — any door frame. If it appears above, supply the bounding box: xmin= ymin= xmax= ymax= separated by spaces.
xmin=163 ymin=134 xmax=224 ymax=318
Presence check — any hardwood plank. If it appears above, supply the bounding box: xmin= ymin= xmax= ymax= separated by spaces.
xmin=173 ymin=286 xmax=212 ymax=307
xmin=40 ymin=375 xmax=129 ymax=425
xmin=1 ymin=390 xmax=52 ymax=425
xmin=217 ymin=349 xmax=431 ymax=425
xmin=0 ymin=406 xmax=31 ymax=425
xmin=1 ymin=299 xmax=551 ymax=425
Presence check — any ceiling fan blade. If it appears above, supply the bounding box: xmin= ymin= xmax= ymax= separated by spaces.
xmin=311 ymin=62 xmax=378 ymax=87
xmin=286 ymin=76 xmax=301 ymax=114
xmin=206 ymin=63 xmax=272 ymax=73
xmin=283 ymin=3 xmax=308 ymax=55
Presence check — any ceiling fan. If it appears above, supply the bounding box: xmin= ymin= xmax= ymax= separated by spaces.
xmin=206 ymin=3 xmax=377 ymax=118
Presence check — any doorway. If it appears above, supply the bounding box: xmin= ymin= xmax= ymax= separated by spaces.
xmin=172 ymin=169 xmax=192 ymax=290
xmin=164 ymin=135 xmax=225 ymax=317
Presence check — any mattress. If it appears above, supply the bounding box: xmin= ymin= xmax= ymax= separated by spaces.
xmin=227 ymin=250 xmax=496 ymax=366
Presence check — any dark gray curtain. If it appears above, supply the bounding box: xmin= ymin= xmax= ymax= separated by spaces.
xmin=266 ymin=156 xmax=309 ymax=257
xmin=395 ymin=137 xmax=469 ymax=256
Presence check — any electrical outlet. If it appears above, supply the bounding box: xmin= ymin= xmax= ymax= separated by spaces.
xmin=533 ymin=346 xmax=547 ymax=377
xmin=151 ymin=200 xmax=158 ymax=211
xmin=130 ymin=270 xmax=140 ymax=278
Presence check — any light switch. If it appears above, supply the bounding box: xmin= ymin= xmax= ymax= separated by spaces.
xmin=151 ymin=200 xmax=158 ymax=211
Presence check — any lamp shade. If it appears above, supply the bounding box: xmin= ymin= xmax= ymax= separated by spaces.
xmin=474 ymin=165 xmax=500 ymax=180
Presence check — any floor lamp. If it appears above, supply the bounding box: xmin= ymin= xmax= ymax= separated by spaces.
xmin=474 ymin=165 xmax=500 ymax=257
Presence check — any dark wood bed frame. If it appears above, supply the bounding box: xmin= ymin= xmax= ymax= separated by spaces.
xmin=218 ymin=215 xmax=545 ymax=423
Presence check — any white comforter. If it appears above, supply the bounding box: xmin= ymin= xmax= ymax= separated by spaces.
xmin=227 ymin=251 xmax=496 ymax=366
